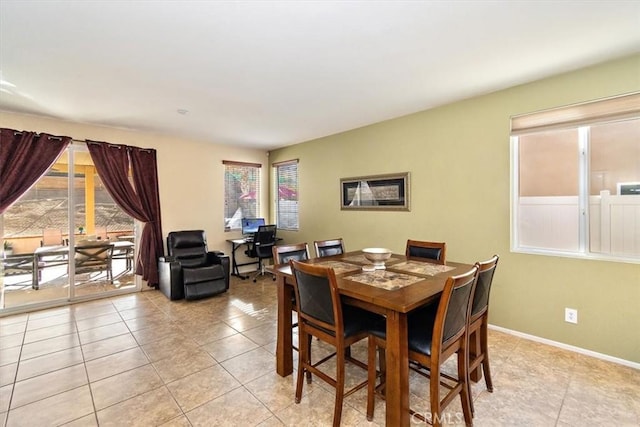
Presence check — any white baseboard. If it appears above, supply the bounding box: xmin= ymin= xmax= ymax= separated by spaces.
xmin=488 ymin=324 xmax=640 ymax=370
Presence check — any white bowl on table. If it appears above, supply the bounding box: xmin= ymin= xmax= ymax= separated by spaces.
xmin=362 ymin=247 xmax=392 ymax=270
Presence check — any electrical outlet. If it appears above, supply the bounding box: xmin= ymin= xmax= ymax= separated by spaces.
xmin=565 ymin=308 xmax=578 ymax=324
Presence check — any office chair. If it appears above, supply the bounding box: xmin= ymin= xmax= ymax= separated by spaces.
xmin=245 ymin=224 xmax=277 ymax=282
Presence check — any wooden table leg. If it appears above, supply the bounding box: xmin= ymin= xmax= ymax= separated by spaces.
xmin=385 ymin=310 xmax=410 ymax=426
xmin=276 ymin=274 xmax=293 ymax=376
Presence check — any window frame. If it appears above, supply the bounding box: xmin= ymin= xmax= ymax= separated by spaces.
xmin=510 ymin=93 xmax=640 ymax=264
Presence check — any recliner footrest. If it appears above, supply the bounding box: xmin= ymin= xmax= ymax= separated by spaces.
xmin=183 ymin=264 xmax=225 ymax=285
xmin=184 ymin=280 xmax=226 ymax=300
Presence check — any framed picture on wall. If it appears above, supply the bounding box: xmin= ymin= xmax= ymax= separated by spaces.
xmin=340 ymin=172 xmax=410 ymax=211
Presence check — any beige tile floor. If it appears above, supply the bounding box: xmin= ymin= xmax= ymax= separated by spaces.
xmin=1 ymin=275 xmax=639 ymax=426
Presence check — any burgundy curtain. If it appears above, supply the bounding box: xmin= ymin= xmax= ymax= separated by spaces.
xmin=0 ymin=128 xmax=71 ymax=214
xmin=87 ymin=141 xmax=163 ymax=287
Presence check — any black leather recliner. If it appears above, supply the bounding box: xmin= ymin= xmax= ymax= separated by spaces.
xmin=158 ymin=230 xmax=230 ymax=300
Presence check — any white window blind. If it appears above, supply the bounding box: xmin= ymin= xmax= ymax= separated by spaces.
xmin=223 ymin=160 xmax=261 ymax=231
xmin=274 ymin=159 xmax=299 ymax=231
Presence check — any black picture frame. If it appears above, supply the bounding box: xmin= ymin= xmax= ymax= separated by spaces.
xmin=340 ymin=172 xmax=410 ymax=211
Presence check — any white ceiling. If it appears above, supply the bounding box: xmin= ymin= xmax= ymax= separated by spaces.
xmin=1 ymin=1 xmax=639 ymax=150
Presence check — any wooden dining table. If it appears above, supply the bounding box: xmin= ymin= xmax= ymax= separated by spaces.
xmin=272 ymin=250 xmax=475 ymax=427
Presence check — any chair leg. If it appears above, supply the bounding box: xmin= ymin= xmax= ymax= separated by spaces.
xmin=458 ymin=348 xmax=473 ymax=427
xmin=468 ymin=328 xmax=477 ymax=417
xmin=305 ymin=334 xmax=313 ymax=383
xmin=252 ymin=258 xmax=263 ymax=283
xmin=481 ymin=319 xmax=493 ymax=392
xmin=295 ymin=330 xmax=307 ymax=404
xmin=366 ymin=336 xmax=376 ymax=420
xmin=430 ymin=363 xmax=442 ymax=427
xmin=469 ymin=319 xmax=493 ymax=416
xmin=378 ymin=346 xmax=386 ymax=396
xmin=333 ymin=347 xmax=345 ymax=427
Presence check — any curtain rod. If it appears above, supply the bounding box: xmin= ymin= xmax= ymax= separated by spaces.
xmin=8 ymin=131 xmax=152 ymax=153
xmin=12 ymin=130 xmax=66 ymax=142
xmin=83 ymin=139 xmax=153 ymax=153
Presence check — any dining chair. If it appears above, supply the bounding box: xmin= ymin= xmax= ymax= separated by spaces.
xmin=41 ymin=228 xmax=64 ymax=247
xmin=313 ymin=238 xmax=345 ymax=258
xmin=272 ymin=242 xmax=310 ymax=265
xmin=366 ymin=266 xmax=479 ymax=426
xmin=290 ymin=260 xmax=383 ymax=427
xmin=405 ymin=239 xmax=447 ymax=264
xmin=273 ymin=243 xmax=310 ymax=353
xmin=468 ymin=254 xmax=499 ymax=415
xmin=74 ymin=241 xmax=114 ymax=284
xmin=94 ymin=226 xmax=108 ymax=241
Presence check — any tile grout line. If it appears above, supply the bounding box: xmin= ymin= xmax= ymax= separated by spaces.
xmin=553 ymin=370 xmax=574 ymax=427
xmin=76 ymin=304 xmax=99 ymax=426
xmin=2 ymin=318 xmax=26 ymax=427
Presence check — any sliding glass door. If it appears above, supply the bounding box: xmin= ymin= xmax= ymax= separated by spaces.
xmin=1 ymin=142 xmax=139 ymax=313
xmin=1 ymin=148 xmax=71 ymax=309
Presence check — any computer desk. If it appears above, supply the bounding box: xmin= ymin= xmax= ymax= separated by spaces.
xmin=226 ymin=237 xmax=282 ymax=280
xmin=226 ymin=238 xmax=254 ymax=279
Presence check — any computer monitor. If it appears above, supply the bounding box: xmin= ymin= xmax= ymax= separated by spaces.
xmin=241 ymin=218 xmax=266 ymax=235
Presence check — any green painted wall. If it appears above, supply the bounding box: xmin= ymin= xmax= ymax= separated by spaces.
xmin=269 ymin=54 xmax=640 ymax=363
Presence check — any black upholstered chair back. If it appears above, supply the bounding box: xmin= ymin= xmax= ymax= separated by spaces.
xmin=314 ymin=238 xmax=345 ymax=258
xmin=438 ymin=267 xmax=478 ymax=346
xmin=408 ymin=246 xmax=441 ymax=260
xmin=291 ymin=261 xmax=338 ymax=329
xmin=253 ymin=225 xmax=277 ymax=258
xmin=255 ymin=225 xmax=277 ymax=243
xmin=167 ymin=230 xmax=208 ymax=268
xmin=471 ymin=255 xmax=499 ymax=319
xmin=273 ymin=243 xmax=310 ymax=265
xmin=406 ymin=239 xmax=447 ymax=265
xmin=280 ymin=249 xmax=308 ymax=263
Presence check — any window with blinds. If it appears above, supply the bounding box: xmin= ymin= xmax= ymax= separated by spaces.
xmin=223 ymin=161 xmax=261 ymax=231
xmin=511 ymin=92 xmax=640 ymax=262
xmin=274 ymin=160 xmax=299 ymax=231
